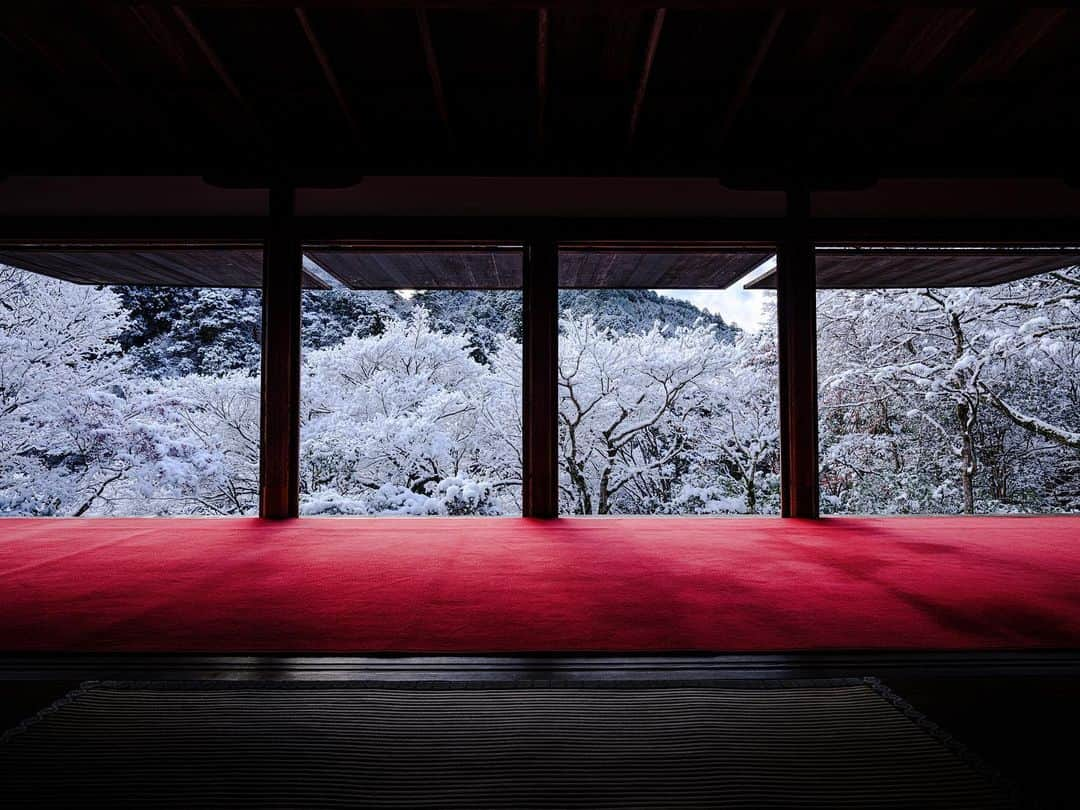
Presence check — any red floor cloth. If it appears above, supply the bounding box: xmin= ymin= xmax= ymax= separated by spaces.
xmin=1 ymin=516 xmax=1078 ymax=653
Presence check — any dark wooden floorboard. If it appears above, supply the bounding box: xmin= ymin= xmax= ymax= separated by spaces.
xmin=3 ymin=653 xmax=1078 ymax=808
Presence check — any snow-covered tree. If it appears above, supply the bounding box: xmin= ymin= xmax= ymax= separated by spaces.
xmin=3 ymin=261 xmax=1075 ymax=520
xmin=681 ymin=321 xmax=780 ymax=514
xmin=299 ymin=308 xmax=521 ymax=515
xmin=818 ymin=268 xmax=1080 ymax=514
xmin=1 ymin=267 xmax=133 ymax=514
xmin=1 ymin=267 xmax=261 ymax=516
xmin=558 ymin=314 xmax=726 ymax=514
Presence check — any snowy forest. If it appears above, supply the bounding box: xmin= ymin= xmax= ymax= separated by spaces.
xmin=1 ymin=261 xmax=1077 ymax=517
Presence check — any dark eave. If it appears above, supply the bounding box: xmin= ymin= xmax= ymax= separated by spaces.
xmin=747 ymin=247 xmax=1080 ymax=289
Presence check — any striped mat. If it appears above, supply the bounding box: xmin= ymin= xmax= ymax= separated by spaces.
xmin=1 ymin=679 xmax=1017 ymax=808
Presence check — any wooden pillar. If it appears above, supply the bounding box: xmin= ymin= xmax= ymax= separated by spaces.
xmin=259 ymin=185 xmax=302 ymax=518
xmin=522 ymin=235 xmax=559 ymax=518
xmin=777 ymin=186 xmax=820 ymax=518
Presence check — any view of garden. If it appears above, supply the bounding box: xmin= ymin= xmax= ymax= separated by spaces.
xmin=1 ymin=260 xmax=1076 ymax=516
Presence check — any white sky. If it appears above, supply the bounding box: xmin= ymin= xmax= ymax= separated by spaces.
xmin=655 ymin=256 xmax=775 ymax=331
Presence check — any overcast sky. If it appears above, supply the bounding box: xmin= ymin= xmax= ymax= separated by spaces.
xmin=655 ymin=256 xmax=775 ymax=331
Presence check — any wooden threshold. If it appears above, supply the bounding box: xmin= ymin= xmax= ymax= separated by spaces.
xmin=2 ymin=651 xmax=1078 ymax=682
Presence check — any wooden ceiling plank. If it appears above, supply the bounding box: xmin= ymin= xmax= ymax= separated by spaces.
xmin=626 ymin=8 xmax=666 ymax=153
xmin=0 ymin=249 xmax=266 ymax=288
xmin=536 ymin=8 xmax=549 ymax=153
xmin=172 ymin=7 xmax=244 ymax=109
xmin=0 ymin=27 xmax=82 ymax=135
xmin=711 ymin=9 xmax=784 ymax=153
xmin=870 ymin=9 xmax=997 ymax=159
xmin=171 ymin=5 xmax=273 ymax=157
xmin=416 ymin=8 xmax=453 ymax=152
xmin=954 ymin=8 xmax=1068 ymax=88
xmin=295 ymin=7 xmax=362 ymax=145
xmin=68 ymin=6 xmax=187 ymax=158
xmin=986 ymin=10 xmax=1078 ymax=143
xmin=798 ymin=11 xmax=906 ymax=155
xmin=555 ymin=251 xmax=772 ymax=289
xmin=750 ymin=249 xmax=1080 ymax=290
xmin=129 ymin=4 xmax=194 ymax=79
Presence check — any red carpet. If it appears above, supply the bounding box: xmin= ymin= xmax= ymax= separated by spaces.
xmin=1 ymin=516 xmax=1078 ymax=653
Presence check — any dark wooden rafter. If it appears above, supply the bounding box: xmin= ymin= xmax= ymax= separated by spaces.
xmin=0 ymin=11 xmax=155 ymax=143
xmin=952 ymin=8 xmax=1068 ymax=89
xmin=626 ymin=8 xmax=666 ymax=153
xmin=864 ymin=9 xmax=983 ymax=160
xmin=171 ymin=5 xmax=273 ymax=157
xmin=797 ymin=12 xmax=905 ymax=154
xmin=776 ymin=187 xmax=819 ymax=519
xmin=128 ymin=4 xmax=193 ymax=78
xmin=0 ymin=5 xmax=1077 ymax=177
xmin=535 ymin=8 xmax=549 ymax=153
xmin=0 ymin=25 xmax=80 ymax=135
xmin=883 ymin=9 xmax=1066 ymax=157
xmin=983 ymin=9 xmax=1075 ymax=142
xmin=416 ymin=8 xmax=454 ymax=151
xmin=66 ymin=6 xmax=185 ymax=157
xmin=798 ymin=9 xmax=978 ymax=165
xmin=260 ymin=186 xmax=302 ymax=519
xmin=711 ymin=9 xmax=784 ymax=152
xmin=295 ymin=7 xmax=362 ymax=144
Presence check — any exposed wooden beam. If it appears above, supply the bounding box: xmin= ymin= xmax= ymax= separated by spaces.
xmin=980 ymin=9 xmax=1074 ymax=143
xmin=0 ymin=26 xmax=81 ymax=138
xmin=295 ymin=7 xmax=362 ymax=144
xmin=793 ymin=12 xmax=911 ymax=163
xmin=5 ymin=9 xmax=178 ymax=158
xmin=711 ymin=9 xmax=784 ymax=152
xmin=260 ymin=186 xmax=302 ymax=519
xmin=805 ymin=13 xmax=902 ymax=123
xmin=69 ymin=7 xmax=187 ymax=158
xmin=535 ymin=8 xmax=549 ymax=153
xmin=129 ymin=4 xmax=194 ymax=78
xmin=522 ymin=235 xmax=559 ymax=518
xmin=626 ymin=8 xmax=665 ymax=153
xmin=901 ymin=8 xmax=1062 ymax=142
xmin=172 ymin=6 xmax=245 ymax=108
xmin=416 ymin=8 xmax=454 ymax=151
xmin=957 ymin=8 xmax=1068 ymax=91
xmin=776 ymin=187 xmax=819 ymax=519
xmin=859 ymin=9 xmax=980 ymax=160
xmin=172 ymin=5 xmax=272 ymax=157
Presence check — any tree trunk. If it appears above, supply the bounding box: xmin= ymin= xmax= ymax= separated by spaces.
xmin=957 ymin=400 xmax=976 ymax=515
xmin=745 ymin=473 xmax=757 ymax=514
xmin=948 ymin=311 xmax=976 ymax=515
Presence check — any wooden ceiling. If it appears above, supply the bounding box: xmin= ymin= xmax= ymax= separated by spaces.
xmin=1 ymin=3 xmax=1077 ymax=179
xmin=559 ymin=250 xmax=769 ymax=289
xmin=0 ymin=246 xmax=772 ymax=289
xmin=7 ymin=245 xmax=1073 ymax=290
xmin=747 ymin=248 xmax=1080 ymax=289
xmin=307 ymin=249 xmax=523 ymax=289
xmin=0 ymin=248 xmax=277 ymax=288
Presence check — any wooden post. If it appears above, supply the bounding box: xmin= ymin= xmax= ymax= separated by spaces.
xmin=522 ymin=235 xmax=559 ymax=518
xmin=777 ymin=186 xmax=820 ymax=518
xmin=259 ymin=185 xmax=302 ymax=518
